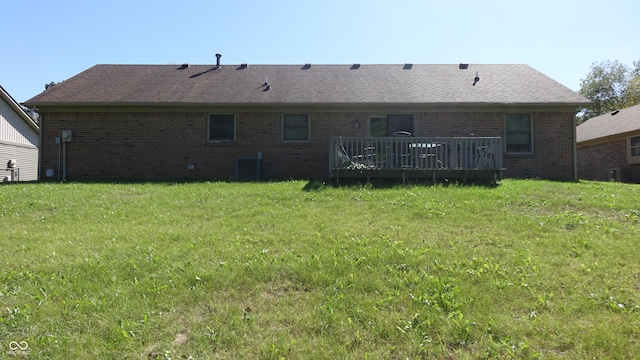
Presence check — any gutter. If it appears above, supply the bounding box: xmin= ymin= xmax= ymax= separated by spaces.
xmin=27 ymin=102 xmax=589 ymax=114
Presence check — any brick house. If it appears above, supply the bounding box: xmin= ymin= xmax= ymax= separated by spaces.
xmin=577 ymin=104 xmax=640 ymax=182
xmin=24 ymin=60 xmax=588 ymax=181
xmin=1 ymin=85 xmax=39 ymax=181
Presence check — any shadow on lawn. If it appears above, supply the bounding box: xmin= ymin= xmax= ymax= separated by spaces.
xmin=302 ymin=178 xmax=503 ymax=191
xmin=33 ymin=177 xmax=584 ymax=192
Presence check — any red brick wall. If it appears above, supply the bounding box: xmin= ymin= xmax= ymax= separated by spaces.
xmin=39 ymin=108 xmax=577 ymax=181
xmin=419 ymin=111 xmax=576 ymax=180
xmin=578 ymin=139 xmax=628 ymax=181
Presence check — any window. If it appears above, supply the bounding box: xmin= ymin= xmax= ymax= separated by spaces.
xmin=369 ymin=115 xmax=414 ymax=137
xmin=283 ymin=114 xmax=309 ymax=141
xmin=209 ymin=114 xmax=235 ymax=142
xmin=630 ymin=136 xmax=640 ymax=158
xmin=505 ymin=114 xmax=533 ymax=154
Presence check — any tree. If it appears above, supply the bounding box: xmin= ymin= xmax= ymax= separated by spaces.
xmin=20 ymin=105 xmax=39 ymax=125
xmin=578 ymin=60 xmax=640 ymax=123
xmin=626 ymin=60 xmax=640 ymax=107
xmin=44 ymin=81 xmax=59 ymax=90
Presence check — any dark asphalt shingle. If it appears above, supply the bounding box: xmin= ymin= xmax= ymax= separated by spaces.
xmin=24 ymin=63 xmax=589 ymax=107
xmin=577 ymin=104 xmax=640 ymax=143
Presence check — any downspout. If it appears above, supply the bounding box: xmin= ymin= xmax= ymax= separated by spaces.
xmin=57 ymin=138 xmax=61 ymax=180
xmin=573 ymin=114 xmax=578 ymax=181
xmin=62 ymin=140 xmax=67 ymax=181
xmin=37 ymin=112 xmax=43 ymax=181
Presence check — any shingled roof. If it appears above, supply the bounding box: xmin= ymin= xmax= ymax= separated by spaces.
xmin=24 ymin=63 xmax=588 ymax=107
xmin=577 ymin=104 xmax=640 ymax=143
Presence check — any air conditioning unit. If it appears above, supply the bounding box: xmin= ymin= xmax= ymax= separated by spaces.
xmin=608 ymin=168 xmax=620 ymax=182
xmin=235 ymin=158 xmax=262 ymax=181
xmin=61 ymin=130 xmax=73 ymax=142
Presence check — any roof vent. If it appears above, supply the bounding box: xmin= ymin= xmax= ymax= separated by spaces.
xmin=179 ymin=64 xmax=190 ymax=69
xmin=215 ymin=53 xmax=222 ymax=67
xmin=350 ymin=64 xmax=361 ymax=70
xmin=302 ymin=63 xmax=312 ymax=70
xmin=403 ymin=63 xmax=413 ymax=69
xmin=611 ymin=110 xmax=620 ymax=115
xmin=459 ymin=63 xmax=469 ymax=69
xmin=262 ymin=77 xmax=271 ymax=91
xmin=238 ymin=63 xmax=248 ymax=70
xmin=473 ymin=71 xmax=480 ymax=86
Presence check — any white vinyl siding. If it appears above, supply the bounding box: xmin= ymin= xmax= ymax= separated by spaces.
xmin=1 ymin=95 xmax=39 ymax=181
xmin=0 ymin=143 xmax=38 ymax=181
xmin=0 ymin=99 xmax=39 ymax=147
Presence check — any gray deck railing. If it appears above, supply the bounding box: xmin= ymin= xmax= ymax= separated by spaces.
xmin=330 ymin=136 xmax=503 ymax=175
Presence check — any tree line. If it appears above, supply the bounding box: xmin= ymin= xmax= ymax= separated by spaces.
xmin=578 ymin=59 xmax=640 ymax=123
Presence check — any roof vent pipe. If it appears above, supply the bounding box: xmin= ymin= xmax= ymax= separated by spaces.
xmin=215 ymin=53 xmax=222 ymax=67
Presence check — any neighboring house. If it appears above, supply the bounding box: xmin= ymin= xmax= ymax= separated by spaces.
xmin=1 ymin=85 xmax=39 ymax=181
xmin=24 ymin=60 xmax=588 ymax=182
xmin=577 ymin=104 xmax=640 ymax=183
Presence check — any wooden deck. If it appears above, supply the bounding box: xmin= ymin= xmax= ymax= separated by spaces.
xmin=329 ymin=137 xmax=504 ymax=183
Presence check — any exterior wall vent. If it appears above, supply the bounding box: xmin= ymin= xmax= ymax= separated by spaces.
xmin=236 ymin=158 xmax=262 ymax=181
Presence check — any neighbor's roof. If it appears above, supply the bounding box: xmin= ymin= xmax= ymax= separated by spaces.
xmin=1 ymin=84 xmax=39 ymax=132
xmin=577 ymin=104 xmax=640 ymax=143
xmin=24 ymin=63 xmax=589 ymax=107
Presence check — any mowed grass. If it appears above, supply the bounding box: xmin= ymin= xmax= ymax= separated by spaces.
xmin=1 ymin=179 xmax=639 ymax=359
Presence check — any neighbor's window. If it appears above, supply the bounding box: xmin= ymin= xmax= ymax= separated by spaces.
xmin=369 ymin=115 xmax=414 ymax=137
xmin=283 ymin=114 xmax=309 ymax=141
xmin=505 ymin=114 xmax=533 ymax=154
xmin=630 ymin=136 xmax=640 ymax=158
xmin=209 ymin=114 xmax=235 ymax=142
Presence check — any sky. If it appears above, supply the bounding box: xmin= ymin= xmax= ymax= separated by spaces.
xmin=2 ymin=0 xmax=639 ymax=104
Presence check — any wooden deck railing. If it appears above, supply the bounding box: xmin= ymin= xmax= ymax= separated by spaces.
xmin=330 ymin=136 xmax=503 ymax=177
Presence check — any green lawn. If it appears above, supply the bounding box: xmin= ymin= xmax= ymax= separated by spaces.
xmin=1 ymin=179 xmax=639 ymax=359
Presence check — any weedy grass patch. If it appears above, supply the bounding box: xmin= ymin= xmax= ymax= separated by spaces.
xmin=1 ymin=179 xmax=639 ymax=359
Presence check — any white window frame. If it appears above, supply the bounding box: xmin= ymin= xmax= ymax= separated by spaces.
xmin=505 ymin=113 xmax=533 ymax=154
xmin=282 ymin=114 xmax=310 ymax=142
xmin=208 ymin=114 xmax=235 ymax=142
